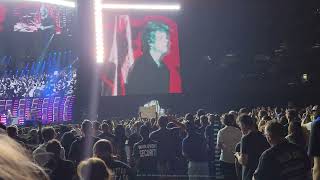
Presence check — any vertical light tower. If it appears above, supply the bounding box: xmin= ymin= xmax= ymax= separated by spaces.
xmin=94 ymin=0 xmax=105 ymax=64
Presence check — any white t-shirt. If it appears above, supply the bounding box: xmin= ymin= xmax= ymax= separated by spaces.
xmin=33 ymin=142 xmax=66 ymax=166
xmin=217 ymin=126 xmax=242 ymax=163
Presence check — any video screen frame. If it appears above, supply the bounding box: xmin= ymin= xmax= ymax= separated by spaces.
xmin=100 ymin=13 xmax=182 ymax=96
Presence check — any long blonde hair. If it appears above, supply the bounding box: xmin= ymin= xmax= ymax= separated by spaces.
xmin=0 ymin=135 xmax=48 ymax=180
xmin=77 ymin=158 xmax=110 ymax=180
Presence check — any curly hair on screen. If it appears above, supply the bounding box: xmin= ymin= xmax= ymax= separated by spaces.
xmin=142 ymin=21 xmax=169 ymax=52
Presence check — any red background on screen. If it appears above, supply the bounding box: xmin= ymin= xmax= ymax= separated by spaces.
xmin=102 ymin=15 xmax=182 ymax=96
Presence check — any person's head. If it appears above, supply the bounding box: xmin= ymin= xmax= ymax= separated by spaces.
xmin=238 ymin=115 xmax=255 ymax=135
xmin=196 ymin=109 xmax=206 ymax=119
xmin=208 ymin=114 xmax=219 ymax=124
xmin=228 ymin=111 xmax=238 ymax=119
xmin=275 ymin=107 xmax=281 ymax=114
xmin=139 ymin=125 xmax=150 ymax=139
xmin=185 ymin=113 xmax=194 ymax=122
xmin=312 ymin=105 xmax=320 ymax=118
xmin=101 ymin=123 xmax=110 ymax=133
xmin=59 ymin=125 xmax=70 ymax=135
xmin=46 ymin=139 xmax=62 ymax=157
xmin=142 ymin=22 xmax=169 ymax=56
xmin=29 ymin=129 xmax=38 ymax=138
xmin=7 ymin=126 xmax=18 ymax=138
xmin=41 ymin=127 xmax=55 ymax=142
xmin=239 ymin=108 xmax=250 ymax=115
xmin=93 ymin=139 xmax=113 ymax=160
xmin=200 ymin=115 xmax=209 ymax=127
xmin=158 ymin=116 xmax=169 ymax=128
xmin=0 ymin=135 xmax=49 ymax=180
xmin=258 ymin=110 xmax=268 ymax=120
xmin=114 ymin=125 xmax=125 ymax=138
xmin=81 ymin=120 xmax=93 ymax=136
xmin=262 ymin=116 xmax=272 ymax=122
xmin=221 ymin=114 xmax=235 ymax=127
xmin=132 ymin=121 xmax=142 ymax=134
xmin=92 ymin=121 xmax=101 ymax=131
xmin=286 ymin=109 xmax=297 ymax=122
xmin=167 ymin=122 xmax=176 ymax=129
xmin=105 ymin=120 xmax=113 ymax=128
xmin=40 ymin=5 xmax=48 ymax=19
xmin=61 ymin=131 xmax=75 ymax=145
xmin=77 ymin=158 xmax=110 ymax=180
xmin=264 ymin=121 xmax=286 ymax=146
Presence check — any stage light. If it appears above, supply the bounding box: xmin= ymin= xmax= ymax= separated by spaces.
xmin=95 ymin=0 xmax=105 ymax=63
xmin=24 ymin=0 xmax=76 ymax=8
xmin=102 ymin=3 xmax=181 ymax=11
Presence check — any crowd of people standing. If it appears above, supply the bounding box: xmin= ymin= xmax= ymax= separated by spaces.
xmin=0 ymin=105 xmax=318 ymax=180
xmin=0 ymin=70 xmax=77 ymax=98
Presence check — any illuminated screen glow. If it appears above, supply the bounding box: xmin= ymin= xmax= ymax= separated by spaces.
xmin=0 ymin=2 xmax=74 ymax=34
xmin=0 ymin=53 xmax=78 ymax=98
xmin=24 ymin=0 xmax=76 ymax=8
xmin=0 ymin=96 xmax=74 ymax=125
xmin=0 ymin=2 xmax=76 ymax=123
xmin=100 ymin=15 xmax=182 ymax=96
xmin=102 ymin=4 xmax=181 ymax=11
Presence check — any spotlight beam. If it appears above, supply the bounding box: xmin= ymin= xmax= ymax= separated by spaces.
xmin=102 ymin=4 xmax=181 ymax=10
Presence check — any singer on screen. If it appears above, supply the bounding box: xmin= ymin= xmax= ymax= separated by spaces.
xmin=127 ymin=22 xmax=170 ymax=95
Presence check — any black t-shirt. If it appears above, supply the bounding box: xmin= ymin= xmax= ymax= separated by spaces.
xmin=45 ymin=158 xmax=75 ymax=180
xmin=182 ymin=132 xmax=208 ymax=162
xmin=254 ymin=141 xmax=311 ymax=180
xmin=128 ymin=133 xmax=142 ymax=150
xmin=114 ymin=136 xmax=128 ymax=163
xmin=235 ymin=142 xmax=242 ymax=180
xmin=309 ymin=118 xmax=320 ymax=157
xmin=133 ymin=138 xmax=158 ymax=175
xmin=98 ymin=132 xmax=115 ymax=143
xmin=241 ymin=131 xmax=269 ymax=180
xmin=198 ymin=125 xmax=206 ymax=136
xmin=149 ymin=127 xmax=180 ymax=162
xmin=126 ymin=53 xmax=170 ymax=95
xmin=68 ymin=136 xmax=100 ymax=165
xmin=105 ymin=159 xmax=135 ymax=180
xmin=40 ymin=16 xmax=55 ymax=34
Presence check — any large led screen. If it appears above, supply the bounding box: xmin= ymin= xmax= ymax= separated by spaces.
xmin=0 ymin=2 xmax=76 ymax=125
xmin=0 ymin=2 xmax=74 ymax=34
xmin=100 ymin=15 xmax=182 ymax=96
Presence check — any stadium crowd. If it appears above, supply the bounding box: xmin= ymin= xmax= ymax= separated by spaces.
xmin=0 ymin=105 xmax=318 ymax=180
xmin=0 ymin=70 xmax=77 ymax=98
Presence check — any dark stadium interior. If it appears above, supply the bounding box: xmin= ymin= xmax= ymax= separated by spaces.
xmin=0 ymin=1 xmax=320 ymax=180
